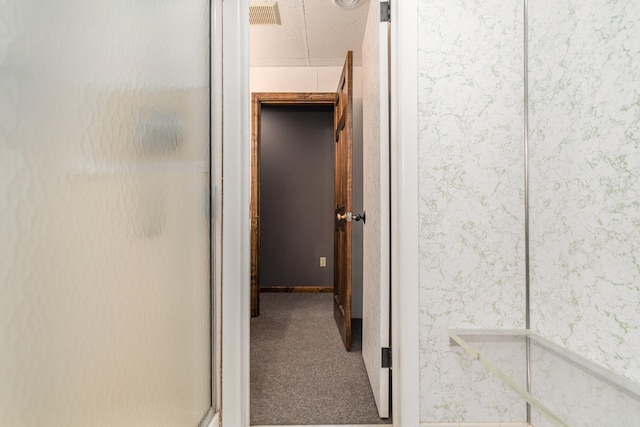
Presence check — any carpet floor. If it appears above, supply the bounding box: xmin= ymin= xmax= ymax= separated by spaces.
xmin=250 ymin=293 xmax=390 ymax=425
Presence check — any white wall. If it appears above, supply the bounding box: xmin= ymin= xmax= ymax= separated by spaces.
xmin=250 ymin=65 xmax=365 ymax=318
xmin=251 ymin=66 xmax=361 ymax=94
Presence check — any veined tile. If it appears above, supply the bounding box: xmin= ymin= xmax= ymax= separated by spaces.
xmin=528 ymin=0 xmax=640 ymax=383
xmin=420 ymin=423 xmax=529 ymax=427
xmin=418 ymin=0 xmax=526 ymax=421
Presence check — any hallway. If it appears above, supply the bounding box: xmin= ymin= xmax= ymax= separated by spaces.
xmin=250 ymin=293 xmax=389 ymax=425
xmin=4 ymin=1 xmax=640 ymax=425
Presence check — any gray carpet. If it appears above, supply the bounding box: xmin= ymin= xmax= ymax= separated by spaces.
xmin=250 ymin=293 xmax=390 ymax=425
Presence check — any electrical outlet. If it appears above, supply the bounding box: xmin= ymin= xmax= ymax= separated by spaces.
xmin=320 ymin=257 xmax=326 ymax=267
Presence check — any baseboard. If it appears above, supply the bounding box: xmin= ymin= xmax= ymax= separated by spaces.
xmin=260 ymin=286 xmax=333 ymax=293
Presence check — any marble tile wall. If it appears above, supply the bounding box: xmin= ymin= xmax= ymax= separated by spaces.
xmin=420 ymin=424 xmax=529 ymax=427
xmin=528 ymin=0 xmax=640 ymax=383
xmin=529 ymin=341 xmax=640 ymax=427
xmin=417 ymin=0 xmax=640 ymax=423
xmin=417 ymin=0 xmax=526 ymax=422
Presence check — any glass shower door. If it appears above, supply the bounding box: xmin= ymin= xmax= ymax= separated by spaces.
xmin=0 ymin=1 xmax=214 ymax=425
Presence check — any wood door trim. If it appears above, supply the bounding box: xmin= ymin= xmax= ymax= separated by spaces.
xmin=251 ymin=92 xmax=337 ymax=317
xmin=260 ymin=286 xmax=334 ymax=293
xmin=333 ymin=51 xmax=354 ymax=351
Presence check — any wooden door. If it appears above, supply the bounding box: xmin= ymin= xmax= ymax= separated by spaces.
xmin=333 ymin=51 xmax=354 ymax=351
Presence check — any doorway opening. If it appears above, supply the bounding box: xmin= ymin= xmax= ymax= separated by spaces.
xmin=249 ymin=91 xmax=387 ymax=425
xmin=250 ymin=93 xmax=337 ymax=318
xmin=220 ymin=1 xmax=422 ymax=424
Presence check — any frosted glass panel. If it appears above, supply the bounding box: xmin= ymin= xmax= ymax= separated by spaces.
xmin=0 ymin=1 xmax=211 ymax=426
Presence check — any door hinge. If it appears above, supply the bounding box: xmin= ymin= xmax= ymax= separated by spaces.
xmin=380 ymin=1 xmax=390 ymax=22
xmin=382 ymin=347 xmax=392 ymax=368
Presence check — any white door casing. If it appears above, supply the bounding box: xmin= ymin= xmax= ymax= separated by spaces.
xmin=389 ymin=0 xmax=421 ymax=425
xmin=218 ymin=0 xmax=421 ymax=425
xmin=220 ymin=0 xmax=251 ymax=425
xmin=211 ymin=0 xmax=223 ymax=417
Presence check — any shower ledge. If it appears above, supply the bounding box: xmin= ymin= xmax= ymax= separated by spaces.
xmin=449 ymin=329 xmax=640 ymax=427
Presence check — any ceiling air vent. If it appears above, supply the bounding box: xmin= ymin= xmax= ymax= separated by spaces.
xmin=249 ymin=1 xmax=281 ymax=25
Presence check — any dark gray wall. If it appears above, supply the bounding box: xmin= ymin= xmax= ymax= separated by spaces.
xmin=259 ymin=105 xmax=334 ymax=287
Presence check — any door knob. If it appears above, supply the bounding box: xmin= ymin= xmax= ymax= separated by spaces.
xmin=336 ymin=211 xmax=366 ymax=224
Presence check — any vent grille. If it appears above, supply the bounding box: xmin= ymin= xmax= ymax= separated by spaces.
xmin=249 ymin=1 xmax=281 ymax=25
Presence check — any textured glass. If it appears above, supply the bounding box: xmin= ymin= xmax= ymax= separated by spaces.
xmin=0 ymin=1 xmax=211 ymax=426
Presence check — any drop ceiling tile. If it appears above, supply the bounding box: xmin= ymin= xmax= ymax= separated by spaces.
xmin=303 ymin=0 xmax=370 ymax=65
xmin=249 ymin=0 xmax=369 ymax=68
xmin=250 ymin=0 xmax=308 ymax=66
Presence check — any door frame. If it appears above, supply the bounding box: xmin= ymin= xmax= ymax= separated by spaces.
xmin=218 ymin=0 xmax=420 ymax=425
xmin=219 ymin=0 xmax=250 ymax=425
xmin=388 ymin=0 xmax=420 ymax=424
xmin=250 ymin=92 xmax=337 ymax=317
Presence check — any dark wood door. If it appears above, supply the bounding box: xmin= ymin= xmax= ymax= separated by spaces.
xmin=333 ymin=51 xmax=353 ymax=351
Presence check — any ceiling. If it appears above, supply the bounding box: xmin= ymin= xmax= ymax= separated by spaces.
xmin=249 ymin=0 xmax=371 ymax=67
